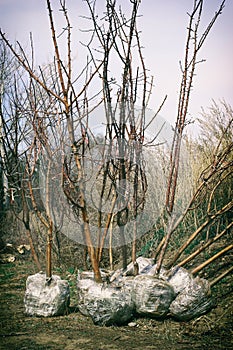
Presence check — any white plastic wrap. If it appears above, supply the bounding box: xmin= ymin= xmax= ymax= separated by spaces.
xmin=166 ymin=266 xmax=193 ymax=294
xmin=77 ymin=271 xmax=134 ymax=326
xmin=84 ymin=282 xmax=134 ymax=326
xmin=169 ymin=275 xmax=212 ymax=320
xmin=141 ymin=263 xmax=168 ymax=280
xmin=24 ymin=272 xmax=70 ymax=317
xmin=77 ymin=260 xmax=214 ymax=324
xmin=133 ymin=275 xmax=175 ymax=318
xmin=110 ymin=256 xmax=154 ymax=282
xmin=77 ymin=270 xmax=110 ymax=316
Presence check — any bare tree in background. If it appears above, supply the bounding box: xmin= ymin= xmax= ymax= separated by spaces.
xmin=0 ymin=39 xmax=42 ymax=269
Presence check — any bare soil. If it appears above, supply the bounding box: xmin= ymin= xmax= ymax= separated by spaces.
xmin=0 ymin=260 xmax=232 ymax=350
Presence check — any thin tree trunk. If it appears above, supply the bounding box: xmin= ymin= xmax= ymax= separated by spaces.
xmin=191 ymin=244 xmax=233 ymax=275
xmin=132 ymin=220 xmax=139 ymax=275
xmin=178 ymin=221 xmax=233 ymax=268
xmin=168 ymin=200 xmax=233 ymax=268
xmin=46 ymin=222 xmax=53 ymax=279
xmin=210 ymin=265 xmax=233 ymax=287
xmin=21 ymin=187 xmax=41 ymax=270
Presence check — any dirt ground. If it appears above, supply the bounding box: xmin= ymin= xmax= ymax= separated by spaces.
xmin=0 ymin=259 xmax=232 ymax=350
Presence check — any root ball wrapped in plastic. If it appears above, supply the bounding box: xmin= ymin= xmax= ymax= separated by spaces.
xmin=77 ymin=270 xmax=135 ymax=326
xmin=133 ymin=275 xmax=175 ymax=318
xmin=169 ymin=274 xmax=213 ymax=321
xmin=83 ymin=283 xmax=135 ymax=326
xmin=166 ymin=266 xmax=194 ymax=294
xmin=24 ymin=273 xmax=70 ymax=317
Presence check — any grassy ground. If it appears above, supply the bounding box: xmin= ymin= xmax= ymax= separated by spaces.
xmin=0 ymin=259 xmax=232 ymax=350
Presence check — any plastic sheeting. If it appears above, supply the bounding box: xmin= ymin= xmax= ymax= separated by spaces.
xmin=169 ymin=273 xmax=212 ymax=321
xmin=24 ymin=273 xmax=70 ymax=317
xmin=109 ymin=256 xmax=154 ymax=282
xmin=77 ymin=270 xmax=110 ymax=317
xmin=77 ymin=258 xmax=172 ymax=324
xmin=77 ymin=271 xmax=134 ymax=326
xmin=76 ymin=258 xmax=214 ymax=325
xmin=133 ymin=275 xmax=175 ymax=318
xmin=166 ymin=266 xmax=193 ymax=294
xmin=83 ymin=282 xmax=135 ymax=326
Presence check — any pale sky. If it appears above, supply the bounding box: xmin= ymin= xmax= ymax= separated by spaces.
xmin=0 ymin=0 xmax=232 ymax=130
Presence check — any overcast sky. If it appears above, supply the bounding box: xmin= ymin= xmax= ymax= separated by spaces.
xmin=0 ymin=0 xmax=232 ymax=131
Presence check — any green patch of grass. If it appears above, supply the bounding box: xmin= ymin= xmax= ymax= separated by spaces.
xmin=54 ymin=266 xmax=63 ymax=274
xmin=0 ymin=263 xmax=16 ymax=282
xmin=67 ymin=266 xmax=76 ymax=275
xmin=1 ymin=292 xmax=16 ymax=299
xmin=14 ymin=283 xmax=25 ymax=289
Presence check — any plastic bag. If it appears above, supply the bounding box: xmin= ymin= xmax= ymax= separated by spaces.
xmin=77 ymin=271 xmax=134 ymax=326
xmin=110 ymin=256 xmax=154 ymax=283
xmin=24 ymin=272 xmax=70 ymax=317
xmin=169 ymin=274 xmax=212 ymax=320
xmin=166 ymin=266 xmax=193 ymax=294
xmin=133 ymin=275 xmax=175 ymax=318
